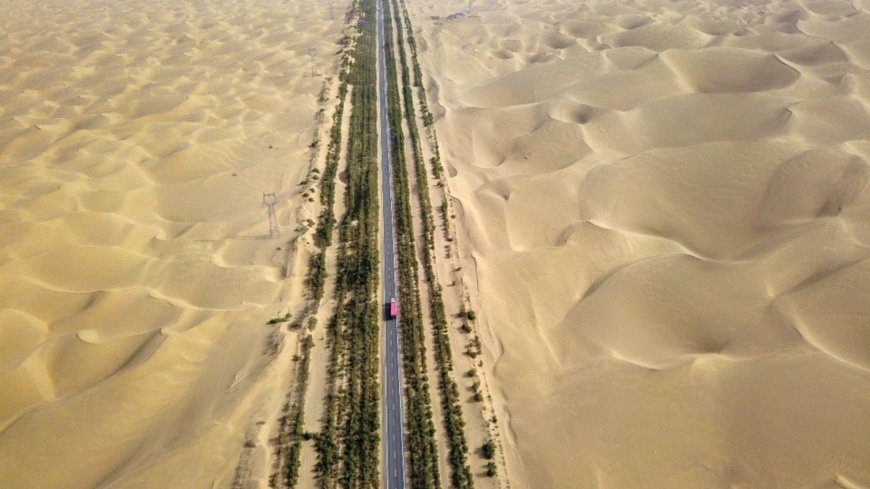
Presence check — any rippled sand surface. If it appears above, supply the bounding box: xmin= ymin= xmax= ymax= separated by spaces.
xmin=410 ymin=0 xmax=870 ymax=486
xmin=0 ymin=0 xmax=344 ymax=487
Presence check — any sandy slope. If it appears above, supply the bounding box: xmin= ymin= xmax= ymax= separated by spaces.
xmin=0 ymin=0 xmax=346 ymax=487
xmin=409 ymin=0 xmax=870 ymax=486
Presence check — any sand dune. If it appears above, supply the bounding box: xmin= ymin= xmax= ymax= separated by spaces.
xmin=411 ymin=0 xmax=870 ymax=486
xmin=0 ymin=0 xmax=347 ymax=487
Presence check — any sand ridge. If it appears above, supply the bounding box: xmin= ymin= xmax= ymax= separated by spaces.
xmin=0 ymin=0 xmax=348 ymax=487
xmin=409 ymin=0 xmax=870 ymax=486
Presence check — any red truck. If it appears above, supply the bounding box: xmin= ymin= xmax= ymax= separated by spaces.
xmin=389 ymin=298 xmax=397 ymax=318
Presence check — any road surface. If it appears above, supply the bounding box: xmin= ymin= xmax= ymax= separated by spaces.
xmin=376 ymin=0 xmax=407 ymax=486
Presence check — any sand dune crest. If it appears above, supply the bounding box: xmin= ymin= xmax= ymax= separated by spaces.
xmin=661 ymin=47 xmax=800 ymax=92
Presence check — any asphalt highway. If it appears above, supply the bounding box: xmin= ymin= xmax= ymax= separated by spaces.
xmin=376 ymin=0 xmax=407 ymax=485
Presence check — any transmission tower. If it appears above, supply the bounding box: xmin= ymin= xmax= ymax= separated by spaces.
xmin=309 ymin=48 xmax=318 ymax=76
xmin=263 ymin=192 xmax=279 ymax=238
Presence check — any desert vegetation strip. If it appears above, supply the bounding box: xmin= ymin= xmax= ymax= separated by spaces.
xmin=271 ymin=14 xmax=360 ymax=488
xmin=269 ymin=37 xmax=353 ymax=487
xmin=392 ymin=0 xmax=492 ymax=486
xmin=384 ymin=0 xmax=477 ymax=486
xmin=393 ymin=0 xmax=452 ymax=191
xmin=313 ymin=0 xmax=383 ymax=487
xmin=271 ymin=334 xmax=315 ymax=488
xmin=398 ymin=2 xmax=506 ymax=481
xmin=397 ymin=0 xmax=435 ymax=129
xmin=307 ymin=50 xmax=351 ymax=304
xmin=382 ymin=0 xmax=444 ymax=487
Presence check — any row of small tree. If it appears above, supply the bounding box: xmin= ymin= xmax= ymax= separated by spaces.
xmin=389 ymin=0 xmax=478 ymax=485
xmin=315 ymin=0 xmax=384 ymax=486
xmin=382 ymin=0 xmax=443 ymax=485
xmin=395 ymin=0 xmax=502 ymax=481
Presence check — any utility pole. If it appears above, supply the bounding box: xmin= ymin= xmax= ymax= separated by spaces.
xmin=328 ymin=0 xmax=335 ymax=21
xmin=308 ymin=48 xmax=318 ymax=77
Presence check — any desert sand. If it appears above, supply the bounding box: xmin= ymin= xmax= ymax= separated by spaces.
xmin=5 ymin=0 xmax=870 ymax=486
xmin=0 ymin=0 xmax=347 ymax=487
xmin=407 ymin=0 xmax=870 ymax=486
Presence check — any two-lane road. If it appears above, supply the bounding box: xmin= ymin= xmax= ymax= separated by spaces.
xmin=376 ymin=0 xmax=406 ymax=486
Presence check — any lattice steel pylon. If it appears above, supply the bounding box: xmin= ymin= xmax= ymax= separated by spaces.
xmin=263 ymin=192 xmax=279 ymax=238
xmin=308 ymin=48 xmax=318 ymax=76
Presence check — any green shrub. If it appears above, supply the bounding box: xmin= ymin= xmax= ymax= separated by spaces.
xmin=481 ymin=440 xmax=495 ymax=459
